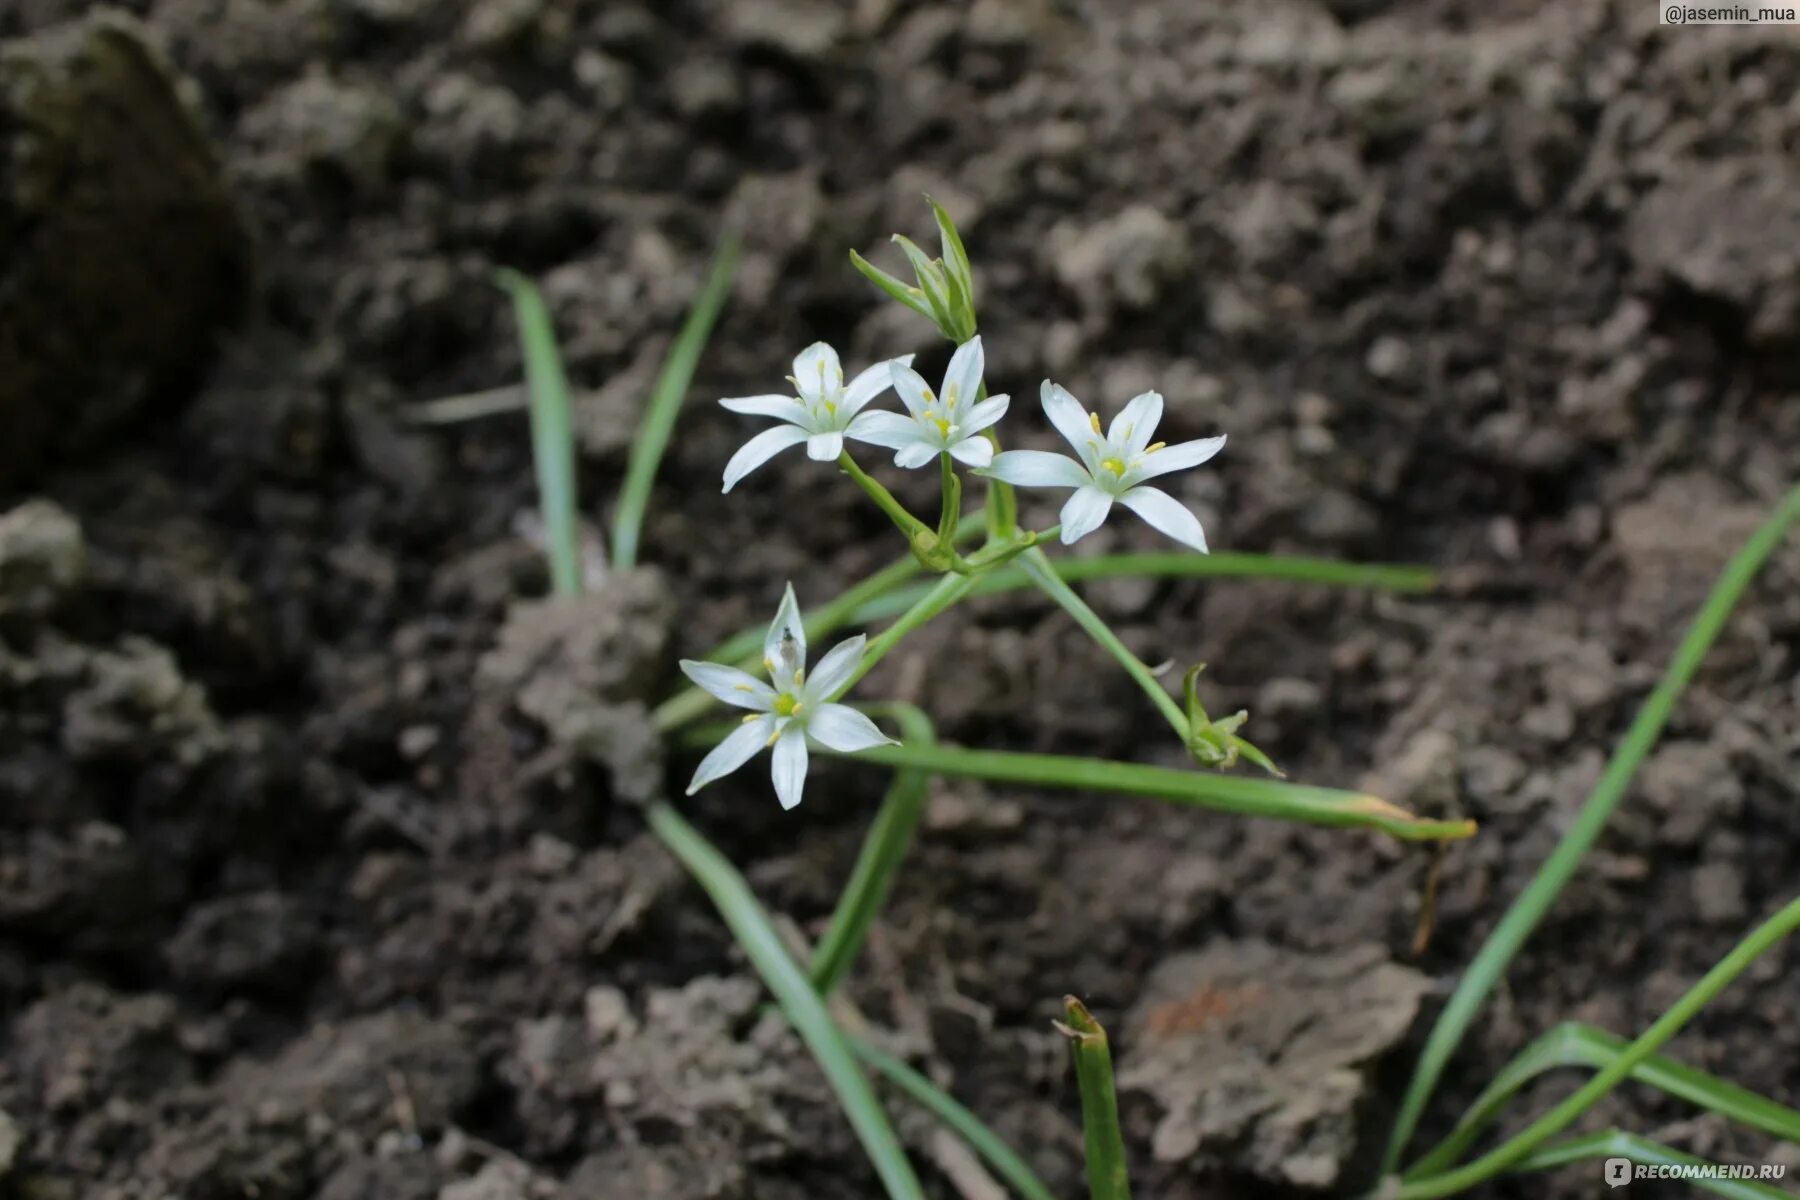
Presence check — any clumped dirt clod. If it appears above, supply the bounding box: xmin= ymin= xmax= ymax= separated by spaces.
xmin=0 ymin=2 xmax=1797 ymax=1199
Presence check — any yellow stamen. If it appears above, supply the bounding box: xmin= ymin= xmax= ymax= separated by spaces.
xmin=933 ymin=417 xmax=953 ymax=438
xmin=1101 ymin=457 xmax=1126 ymax=475
xmin=1146 ymin=441 xmax=1166 ymax=453
xmin=794 ymin=668 xmax=805 ymax=685
xmin=1088 ymin=412 xmax=1101 ymax=433
xmin=763 ymin=655 xmax=775 ymax=673
xmin=741 ymin=713 xmax=761 ymax=724
xmin=733 ymin=683 xmax=756 ymax=692
xmin=774 ymin=693 xmax=802 ymax=717
xmin=766 ymin=726 xmax=783 ymax=746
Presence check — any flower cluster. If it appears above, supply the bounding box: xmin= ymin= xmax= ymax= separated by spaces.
xmin=719 ymin=340 xmax=1224 ymax=552
xmin=684 ymin=203 xmax=1231 ymax=811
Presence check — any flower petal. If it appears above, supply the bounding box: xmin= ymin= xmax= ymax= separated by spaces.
xmin=961 ymin=394 xmax=1009 ymax=436
xmin=806 ymin=703 xmax=896 ymax=753
xmin=1132 ymin=434 xmax=1226 ymax=481
xmin=802 ymin=634 xmax=865 ymax=703
xmin=941 ymin=335 xmax=985 ymax=415
xmin=722 ymin=424 xmax=809 ymax=492
xmin=1118 ymin=485 xmax=1209 ymax=552
xmin=890 ymin=362 xmax=935 ymax=417
xmin=679 ymin=660 xmax=775 ymax=711
xmin=770 ymin=728 xmax=809 ymax=810
xmin=686 ymin=716 xmax=774 ymax=794
xmin=764 ymin=582 xmax=805 ymax=679
xmin=721 ymin=394 xmax=807 ymax=423
xmin=983 ymin=449 xmax=1090 ymax=489
xmin=792 ymin=342 xmax=843 ymax=402
xmin=1109 ymin=390 xmax=1163 ymax=456
xmin=806 ymin=432 xmax=844 ymax=461
xmin=1041 ymin=381 xmax=1101 ymax=471
xmin=1059 ymin=484 xmax=1114 ymax=544
xmin=948 ymin=436 xmax=993 ymax=467
xmin=846 ymin=410 xmax=924 ymax=450
xmin=842 ymin=354 xmax=914 ymax=415
xmin=894 ymin=440 xmax=940 ymax=469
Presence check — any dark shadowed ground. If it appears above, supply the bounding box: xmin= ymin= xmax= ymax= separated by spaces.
xmin=1 ymin=1 xmax=1797 ymax=1197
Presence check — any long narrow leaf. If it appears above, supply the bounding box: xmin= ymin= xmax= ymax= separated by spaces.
xmin=851 ymin=1036 xmax=1058 ymax=1200
xmin=1407 ymin=1022 xmax=1800 ymax=1179
xmin=647 ymin=803 xmax=925 ymax=1200
xmin=1392 ymin=893 xmax=1800 ymax=1198
xmin=612 ymin=234 xmax=740 ymax=569
xmin=496 ymin=270 xmax=582 ymax=596
xmin=1020 ymin=548 xmax=1190 ymax=739
xmin=678 ymin=726 xmax=1475 ymax=842
xmin=810 ymin=704 xmax=936 ymax=997
xmin=1058 ymin=997 xmax=1132 ymax=1200
xmin=1508 ymin=1130 xmax=1795 ymax=1200
xmin=1383 ymin=484 xmax=1800 ymax=1174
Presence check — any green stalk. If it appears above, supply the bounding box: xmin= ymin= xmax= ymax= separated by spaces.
xmin=1058 ymin=997 xmax=1132 ymax=1200
xmin=850 ymin=1037 xmax=1058 ymax=1200
xmin=682 ymin=727 xmax=1475 ymax=841
xmin=1391 ymin=893 xmax=1800 ymax=1199
xmin=810 ymin=705 xmax=936 ymax=996
xmin=1019 ymin=547 xmax=1189 ymax=739
xmin=1406 ymin=1022 xmax=1800 ymax=1179
xmin=841 ymin=450 xmax=935 ymax=545
xmin=647 ymin=804 xmax=926 ymax=1200
xmin=1506 ymin=1131 xmax=1795 ymax=1200
xmin=938 ymin=452 xmax=962 ymax=546
xmin=1382 ymin=484 xmax=1800 ymax=1175
xmin=833 ymin=573 xmax=976 ymax=698
xmin=496 ymin=270 xmax=582 ymax=597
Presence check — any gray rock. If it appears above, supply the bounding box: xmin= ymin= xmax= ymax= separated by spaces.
xmin=0 ymin=11 xmax=250 ymax=486
xmin=1628 ymin=157 xmax=1800 ymax=344
xmin=1118 ymin=940 xmax=1429 ymax=1189
xmin=0 ymin=500 xmax=84 ymax=617
xmin=1052 ymin=205 xmax=1193 ymax=314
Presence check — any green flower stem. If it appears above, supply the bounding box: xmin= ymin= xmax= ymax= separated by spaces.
xmin=1505 ymin=1131 xmax=1795 ymax=1200
xmin=1382 ymin=483 xmax=1800 ymax=1176
xmin=937 ymin=452 xmax=962 ymax=546
xmin=849 ymin=1036 xmax=1058 ymax=1200
xmin=612 ymin=233 xmax=740 ymax=569
xmin=1406 ymin=1022 xmax=1800 ymax=1180
xmin=1390 ymin=893 xmax=1800 ymax=1199
xmin=680 ymin=725 xmax=1476 ymax=841
xmin=810 ymin=704 xmax=937 ymax=997
xmin=495 ymin=270 xmax=582 ymax=597
xmin=647 ymin=803 xmax=926 ymax=1200
xmin=1058 ymin=997 xmax=1132 ymax=1200
xmin=840 ymin=450 xmax=934 ymax=544
xmin=833 ymin=574 xmax=977 ymax=698
xmin=975 ymin=381 xmax=1018 ymax=541
xmin=1019 ymin=547 xmax=1189 ymax=739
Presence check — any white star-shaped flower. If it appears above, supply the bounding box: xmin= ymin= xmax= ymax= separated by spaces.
xmin=848 ymin=335 xmax=1010 ymax=469
xmin=981 ymin=382 xmax=1225 ymax=551
xmin=718 ymin=343 xmax=914 ymax=493
xmin=679 ymin=584 xmax=897 ymax=811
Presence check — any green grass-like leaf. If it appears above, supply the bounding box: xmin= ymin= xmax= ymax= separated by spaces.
xmin=678 ymin=724 xmax=1475 ymax=842
xmin=1391 ymin=892 xmax=1800 ymax=1198
xmin=496 ymin=270 xmax=582 ymax=597
xmin=1382 ymin=483 xmax=1800 ymax=1175
xmin=810 ymin=704 xmax=936 ymax=997
xmin=1407 ymin=1022 xmax=1800 ymax=1179
xmin=850 ymin=1036 xmax=1058 ymax=1200
xmin=1510 ymin=1131 xmax=1795 ymax=1200
xmin=1059 ymin=997 xmax=1132 ymax=1200
xmin=647 ymin=802 xmax=925 ymax=1200
xmin=612 ymin=233 xmax=740 ymax=570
